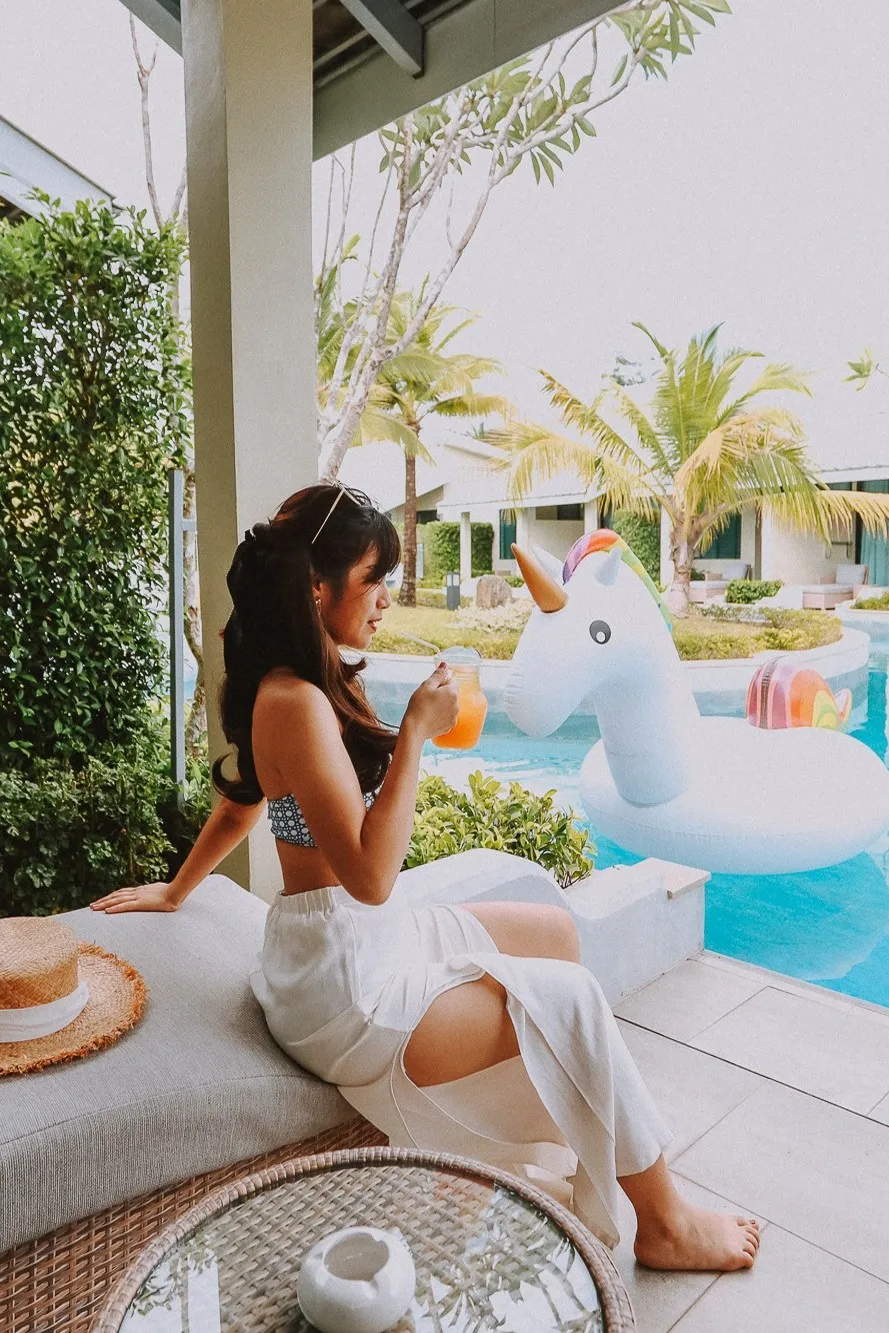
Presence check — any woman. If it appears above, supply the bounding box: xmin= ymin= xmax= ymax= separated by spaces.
xmin=91 ymin=481 xmax=758 ymax=1271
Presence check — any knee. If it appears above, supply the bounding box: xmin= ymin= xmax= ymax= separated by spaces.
xmin=541 ymin=905 xmax=581 ymax=964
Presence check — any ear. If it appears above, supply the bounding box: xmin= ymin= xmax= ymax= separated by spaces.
xmin=531 ymin=544 xmax=566 ymax=586
xmin=595 ymin=546 xmax=623 ymax=586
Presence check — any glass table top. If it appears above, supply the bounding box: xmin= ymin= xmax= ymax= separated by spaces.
xmin=116 ymin=1161 xmax=606 ymax=1332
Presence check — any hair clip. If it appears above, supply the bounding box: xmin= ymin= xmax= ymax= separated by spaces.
xmin=310 ymin=483 xmax=365 ymax=544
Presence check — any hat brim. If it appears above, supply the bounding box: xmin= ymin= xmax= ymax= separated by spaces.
xmin=0 ymin=943 xmax=147 ymax=1077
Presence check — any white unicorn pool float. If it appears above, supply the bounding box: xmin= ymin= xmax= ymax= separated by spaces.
xmin=504 ymin=530 xmax=889 ymax=874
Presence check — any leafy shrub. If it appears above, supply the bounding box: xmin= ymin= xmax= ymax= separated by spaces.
xmin=455 ymin=601 xmax=532 ymax=632
xmin=0 ymin=196 xmax=189 ymax=769
xmin=853 ymin=591 xmax=889 ymax=610
xmin=726 ymin=578 xmax=782 ymax=604
xmin=422 ymin=521 xmax=494 ymax=581
xmin=405 ymin=771 xmax=595 ymax=889
xmin=504 ymin=574 xmax=525 ymax=588
xmin=673 ymin=608 xmax=841 ymax=659
xmin=690 ymin=568 xmax=706 ymax=581
xmin=0 ymin=744 xmax=168 ymax=917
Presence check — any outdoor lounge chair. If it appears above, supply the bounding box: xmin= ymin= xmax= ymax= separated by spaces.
xmin=688 ymin=559 xmax=750 ymax=602
xmin=801 ymin=563 xmax=868 ymax=610
xmin=0 ymin=849 xmax=562 ymax=1333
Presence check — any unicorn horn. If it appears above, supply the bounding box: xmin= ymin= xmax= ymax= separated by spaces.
xmin=511 ymin=543 xmax=568 ymax=612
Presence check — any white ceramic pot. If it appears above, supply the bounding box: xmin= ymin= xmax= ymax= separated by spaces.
xmin=297 ymin=1225 xmax=416 ymax=1333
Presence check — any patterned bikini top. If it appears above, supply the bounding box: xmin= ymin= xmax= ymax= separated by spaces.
xmin=268 ymin=786 xmax=380 ymax=848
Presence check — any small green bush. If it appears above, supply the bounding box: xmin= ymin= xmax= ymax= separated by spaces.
xmin=405 ymin=770 xmax=595 ymax=889
xmin=504 ymin=574 xmax=525 ymax=588
xmin=1 ymin=748 xmax=167 ymax=917
xmin=0 ymin=727 xmax=211 ymax=916
xmin=422 ymin=521 xmax=494 ymax=581
xmin=852 ymin=591 xmax=889 ymax=610
xmin=690 ymin=568 xmax=706 ymax=581
xmin=726 ymin=579 xmax=782 ymax=604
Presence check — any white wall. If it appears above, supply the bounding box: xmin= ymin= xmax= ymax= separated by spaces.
xmin=759 ymin=516 xmax=853 ymax=585
xmin=523 ymin=515 xmax=584 ymax=562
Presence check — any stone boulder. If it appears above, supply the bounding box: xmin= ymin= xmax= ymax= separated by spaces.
xmin=475 ymin=573 xmax=513 ymax=609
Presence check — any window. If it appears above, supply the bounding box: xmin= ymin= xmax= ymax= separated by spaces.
xmin=416 ymin=509 xmax=438 ymax=525
xmin=534 ymin=503 xmax=583 ymax=521
xmin=703 ymin=513 xmax=741 ymax=561
xmin=499 ymin=509 xmax=517 ymax=560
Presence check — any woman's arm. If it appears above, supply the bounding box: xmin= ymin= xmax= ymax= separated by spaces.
xmin=260 ymin=669 xmax=455 ymax=906
xmin=90 ymin=796 xmax=265 ymax=912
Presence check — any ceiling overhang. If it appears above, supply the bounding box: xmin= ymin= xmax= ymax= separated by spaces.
xmin=120 ymin=0 xmax=617 ymax=159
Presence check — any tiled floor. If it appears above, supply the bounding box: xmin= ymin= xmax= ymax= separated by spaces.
xmin=610 ymin=951 xmax=889 ymax=1332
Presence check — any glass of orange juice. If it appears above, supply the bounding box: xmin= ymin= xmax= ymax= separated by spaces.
xmin=432 ymin=646 xmax=488 ymax=750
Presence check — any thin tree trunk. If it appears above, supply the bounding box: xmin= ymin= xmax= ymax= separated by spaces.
xmin=667 ymin=527 xmax=693 ymax=617
xmin=400 ymin=448 xmax=418 ymax=607
xmin=181 ymin=464 xmax=206 ymax=756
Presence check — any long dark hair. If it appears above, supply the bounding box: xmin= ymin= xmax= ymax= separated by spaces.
xmin=212 ymin=483 xmax=402 ymax=805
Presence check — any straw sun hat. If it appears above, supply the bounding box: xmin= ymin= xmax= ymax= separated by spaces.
xmin=0 ymin=916 xmax=147 ymax=1077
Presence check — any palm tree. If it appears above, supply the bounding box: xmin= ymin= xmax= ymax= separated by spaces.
xmin=373 ymin=290 xmax=512 ymax=604
xmin=488 ymin=323 xmax=889 ymax=615
xmin=318 ymin=270 xmax=512 ymax=605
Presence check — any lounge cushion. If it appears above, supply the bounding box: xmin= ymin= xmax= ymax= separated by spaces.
xmin=0 ymin=875 xmax=352 ymax=1254
xmin=716 ymin=560 xmax=749 ymax=581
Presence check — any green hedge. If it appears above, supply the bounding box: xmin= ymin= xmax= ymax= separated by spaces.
xmin=405 ymin=771 xmax=595 ymax=889
xmin=726 ymin=579 xmax=782 ymax=604
xmin=420 ymin=521 xmax=494 ymax=581
xmin=0 ymin=731 xmax=210 ymax=916
xmin=853 ymin=591 xmax=889 ymax=610
xmin=0 ymin=196 xmax=188 ymax=770
xmin=606 ymin=511 xmax=661 ymax=583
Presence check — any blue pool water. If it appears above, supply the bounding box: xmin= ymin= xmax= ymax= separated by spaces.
xmin=416 ymin=647 xmax=889 ymax=1010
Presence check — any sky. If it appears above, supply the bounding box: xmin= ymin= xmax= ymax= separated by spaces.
xmin=1 ymin=0 xmax=886 ymax=499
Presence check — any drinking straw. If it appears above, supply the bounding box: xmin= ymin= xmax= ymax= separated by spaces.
xmin=387 ymin=629 xmax=442 ymax=655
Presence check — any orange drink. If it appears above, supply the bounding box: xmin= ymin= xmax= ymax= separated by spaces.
xmin=432 ymin=647 xmax=488 ymax=750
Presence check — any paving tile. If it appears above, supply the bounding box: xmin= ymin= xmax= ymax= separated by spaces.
xmin=691 ymin=985 xmax=889 ymax=1113
xmin=869 ymin=1092 xmax=889 ymax=1126
xmin=614 ymin=960 xmax=764 ymax=1042
xmin=674 ymin=1080 xmax=889 ymax=1282
xmin=671 ymin=1224 xmax=889 ymax=1333
xmin=612 ymin=1176 xmax=765 ymax=1333
xmin=700 ymin=950 xmax=889 ymax=1022
xmin=616 ymin=1021 xmax=763 ymax=1160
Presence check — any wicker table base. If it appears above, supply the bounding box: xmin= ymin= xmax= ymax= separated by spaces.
xmin=1 ymin=1117 xmax=385 ymax=1333
xmin=94 ymin=1146 xmax=635 ymax=1332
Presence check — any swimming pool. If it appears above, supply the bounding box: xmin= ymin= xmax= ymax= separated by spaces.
xmin=413 ymin=645 xmax=889 ymax=1010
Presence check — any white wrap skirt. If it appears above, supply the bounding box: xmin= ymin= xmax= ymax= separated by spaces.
xmin=249 ymin=878 xmax=672 ymax=1248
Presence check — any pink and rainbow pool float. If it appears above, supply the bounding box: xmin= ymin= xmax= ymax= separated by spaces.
xmin=505 ymin=530 xmax=889 ymax=874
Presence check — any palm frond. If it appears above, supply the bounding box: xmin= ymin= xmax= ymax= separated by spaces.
xmin=432 ymin=392 xmax=513 ymax=419
xmin=539 ymin=372 xmax=651 ymax=473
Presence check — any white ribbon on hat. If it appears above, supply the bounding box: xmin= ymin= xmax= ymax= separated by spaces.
xmin=0 ymin=981 xmax=90 ymax=1043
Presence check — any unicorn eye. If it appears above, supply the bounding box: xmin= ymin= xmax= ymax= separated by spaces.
xmin=589 ymin=620 xmax=611 ymax=645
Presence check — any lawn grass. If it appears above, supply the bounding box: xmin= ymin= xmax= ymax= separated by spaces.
xmin=370 ymin=603 xmax=843 ymax=661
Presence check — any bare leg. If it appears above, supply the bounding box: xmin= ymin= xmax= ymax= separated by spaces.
xmin=406 ymin=901 xmax=760 ymax=1273
xmin=620 ymin=1155 xmax=760 ymax=1271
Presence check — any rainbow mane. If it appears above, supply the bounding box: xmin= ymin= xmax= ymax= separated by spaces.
xmin=562 ymin=529 xmax=673 ymax=630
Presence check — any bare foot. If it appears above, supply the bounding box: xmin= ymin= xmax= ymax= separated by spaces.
xmin=634 ymin=1199 xmax=760 ymax=1272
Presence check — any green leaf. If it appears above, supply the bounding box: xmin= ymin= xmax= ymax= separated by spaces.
xmin=611 ymin=53 xmax=628 ymax=86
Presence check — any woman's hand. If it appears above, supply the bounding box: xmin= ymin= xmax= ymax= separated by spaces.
xmin=403 ymin=661 xmax=459 ymax=741
xmin=90 ymin=883 xmax=183 ymax=913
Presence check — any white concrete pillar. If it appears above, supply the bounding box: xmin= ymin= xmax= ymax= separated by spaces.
xmin=583 ymin=499 xmax=598 ymax=533
xmin=459 ymin=510 xmax=472 ymax=583
xmin=182 ymin=0 xmax=315 ymax=900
